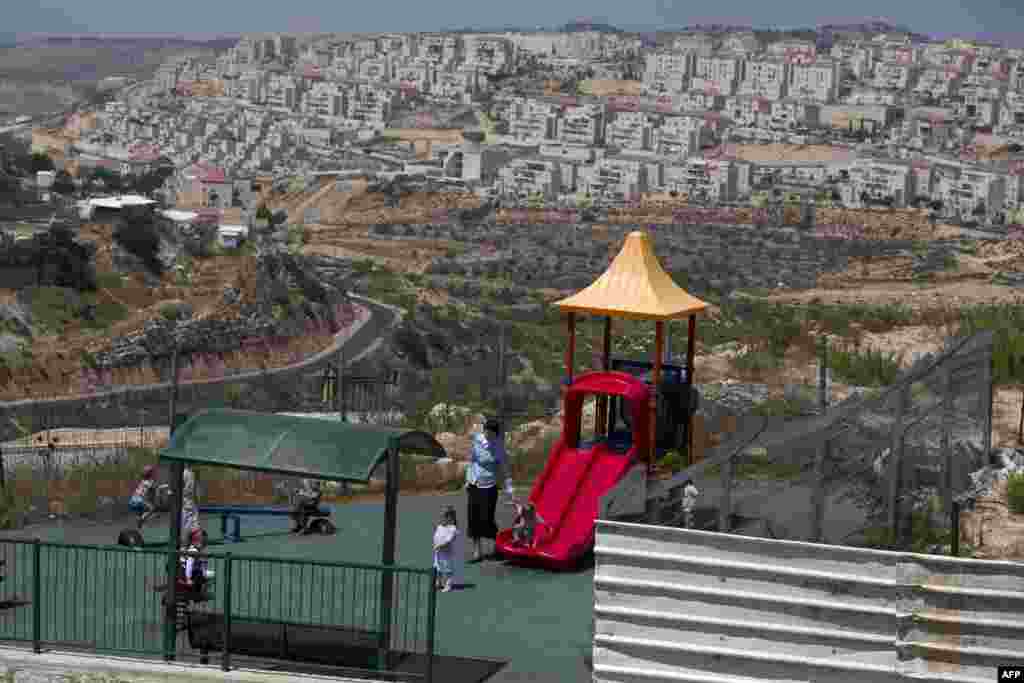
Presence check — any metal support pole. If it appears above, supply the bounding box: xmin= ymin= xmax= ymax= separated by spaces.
xmin=810 ymin=439 xmax=829 ymax=543
xmin=685 ymin=315 xmax=697 ymax=465
xmin=888 ymin=386 xmax=908 ymax=548
xmin=650 ymin=321 xmax=664 ymax=473
xmin=221 ymin=553 xmax=233 ymax=671
xmin=818 ymin=337 xmax=829 ymax=412
xmin=164 ymin=460 xmax=185 ymax=662
xmin=719 ymin=455 xmax=734 ymax=533
xmin=378 ymin=446 xmax=398 ymax=671
xmin=950 ymin=502 xmax=960 ymax=557
xmin=942 ymin=366 xmax=954 ymax=526
xmin=424 ymin=567 xmax=438 ymax=683
xmin=32 ymin=538 xmax=41 ymax=653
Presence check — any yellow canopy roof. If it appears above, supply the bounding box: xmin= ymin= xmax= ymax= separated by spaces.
xmin=555 ymin=231 xmax=709 ymax=321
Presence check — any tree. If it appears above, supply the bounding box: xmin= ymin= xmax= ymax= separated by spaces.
xmin=30 ymin=153 xmax=54 ymax=174
xmin=973 ymin=201 xmax=986 ymax=217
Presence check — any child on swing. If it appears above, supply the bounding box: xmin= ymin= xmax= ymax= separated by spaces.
xmin=129 ymin=465 xmax=167 ymax=529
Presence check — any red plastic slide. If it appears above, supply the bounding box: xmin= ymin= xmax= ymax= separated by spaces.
xmin=496 ymin=371 xmax=650 ymax=570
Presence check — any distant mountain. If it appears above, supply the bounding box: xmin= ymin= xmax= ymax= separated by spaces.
xmin=559 ymin=21 xmax=624 ymax=33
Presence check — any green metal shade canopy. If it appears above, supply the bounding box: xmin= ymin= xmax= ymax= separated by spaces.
xmin=160 ymin=409 xmax=446 ymax=483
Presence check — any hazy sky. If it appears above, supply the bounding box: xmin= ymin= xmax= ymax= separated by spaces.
xmin=11 ymin=0 xmax=1024 ymax=44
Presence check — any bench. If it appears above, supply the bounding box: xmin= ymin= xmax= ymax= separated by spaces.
xmin=185 ymin=611 xmax=387 ymax=669
xmin=198 ymin=506 xmax=335 ymax=543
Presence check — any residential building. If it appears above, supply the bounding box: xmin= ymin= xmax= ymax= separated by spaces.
xmin=932 ymin=162 xmax=1006 ymax=219
xmin=841 ymin=157 xmax=916 ymax=207
xmin=693 ymin=54 xmax=745 ymax=96
xmin=720 ymin=31 xmax=760 ymax=55
xmin=498 ymin=157 xmax=564 ymax=198
xmin=652 ymin=117 xmax=701 ymax=160
xmin=768 ymin=99 xmax=820 ymax=129
xmin=264 ymin=75 xmax=298 ymax=110
xmin=737 ymin=58 xmax=790 ymax=100
xmin=419 ymin=34 xmax=461 ymax=65
xmin=724 ymin=95 xmax=772 ymax=126
xmin=672 ymin=33 xmax=717 ymax=55
xmin=346 ymin=85 xmax=397 ymax=126
xmin=557 ymin=104 xmax=604 ymax=146
xmin=767 ymin=39 xmax=817 ymax=64
xmin=789 ymin=59 xmax=840 ymax=103
xmin=662 ymin=158 xmax=738 ymax=201
xmin=358 ymin=58 xmax=390 ymax=82
xmin=872 ymin=61 xmax=913 ymax=90
xmin=606 ymin=111 xmax=655 ymax=151
xmin=578 ymin=157 xmax=647 ymax=200
xmin=913 ymin=68 xmax=960 ymax=99
xmin=303 ymin=81 xmax=347 ymax=118
xmin=464 ymin=36 xmax=513 ymax=74
xmin=508 ymin=97 xmax=558 ymax=142
xmin=892 ymin=110 xmax=955 ymax=149
xmin=845 ymin=87 xmax=899 ymax=105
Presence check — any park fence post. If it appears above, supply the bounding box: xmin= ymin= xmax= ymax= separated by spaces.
xmin=810 ymin=437 xmax=829 ymax=543
xmin=222 ymin=552 xmax=233 ymax=672
xmin=425 ymin=567 xmax=438 ymax=683
xmin=378 ymin=445 xmax=398 ymax=672
xmin=718 ymin=454 xmax=734 ymax=533
xmin=32 ymin=538 xmax=41 ymax=654
xmin=942 ymin=365 xmax=955 ymax=545
xmin=888 ymin=384 xmax=909 ymax=548
xmin=951 ymin=502 xmax=960 ymax=557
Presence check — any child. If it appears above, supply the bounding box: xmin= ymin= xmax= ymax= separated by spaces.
xmin=291 ymin=478 xmax=322 ymax=533
xmin=681 ymin=479 xmax=700 ymax=529
xmin=129 ymin=465 xmax=159 ymax=529
xmin=432 ymin=506 xmax=464 ymax=592
xmin=508 ymin=497 xmax=546 ymax=548
xmin=179 ymin=528 xmax=209 ymax=593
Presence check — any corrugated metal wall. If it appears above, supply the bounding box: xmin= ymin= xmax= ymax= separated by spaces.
xmin=593 ymin=520 xmax=1024 ymax=683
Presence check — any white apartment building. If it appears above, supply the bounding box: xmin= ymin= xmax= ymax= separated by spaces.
xmin=789 ymin=60 xmax=840 ymax=103
xmin=346 ymin=85 xmax=397 ymax=126
xmin=508 ymin=98 xmax=558 ymax=142
xmin=873 ymin=61 xmax=913 ymax=90
xmin=913 ymin=68 xmax=960 ymax=98
xmin=642 ymin=71 xmax=688 ymax=96
xmin=662 ymin=158 xmax=738 ymax=201
xmin=737 ymin=58 xmax=790 ymax=100
xmin=721 ymin=32 xmax=760 ymax=55
xmin=606 ymin=111 xmax=655 ymax=151
xmin=693 ymin=54 xmax=745 ymax=96
xmin=303 ymin=81 xmax=347 ymax=118
xmin=845 ymin=87 xmax=899 ymax=106
xmin=558 ymin=105 xmax=604 ymax=146
xmin=750 ymin=160 xmax=829 ymax=188
xmin=962 ymin=91 xmax=1001 ymax=127
xmin=645 ymin=52 xmax=694 ymax=77
xmin=677 ymin=90 xmax=723 ymax=111
xmin=498 ymin=158 xmax=564 ymax=198
xmin=892 ymin=112 xmax=955 ymax=149
xmin=768 ymin=99 xmax=819 ymax=129
xmin=464 ymin=37 xmax=513 ymax=74
xmin=652 ymin=120 xmax=700 ymax=160
xmin=264 ymin=76 xmax=298 ymax=110
xmin=434 ymin=69 xmax=479 ymax=104
xmin=396 ymin=64 xmax=432 ymax=95
xmin=841 ymin=158 xmax=916 ymax=207
xmin=419 ymin=35 xmax=461 ymax=64
xmin=578 ymin=157 xmax=647 ymax=200
xmin=932 ymin=162 xmax=1006 ymax=218
xmin=672 ymin=33 xmax=717 ymax=55
xmin=358 ymin=58 xmax=390 ymax=82
xmin=724 ymin=95 xmax=772 ymax=126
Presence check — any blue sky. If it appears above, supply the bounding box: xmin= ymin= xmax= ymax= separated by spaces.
xmin=10 ymin=0 xmax=1024 ymax=44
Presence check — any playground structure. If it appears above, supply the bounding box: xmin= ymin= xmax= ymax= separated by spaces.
xmin=151 ymin=409 xmax=446 ymax=676
xmin=496 ymin=230 xmax=708 ymax=569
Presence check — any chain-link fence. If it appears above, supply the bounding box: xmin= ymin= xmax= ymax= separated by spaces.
xmin=651 ymin=332 xmax=994 ymax=551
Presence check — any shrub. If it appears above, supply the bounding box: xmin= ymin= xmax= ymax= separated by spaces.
xmin=1008 ymin=472 xmax=1024 ymax=514
xmin=158 ymin=300 xmax=193 ymax=321
xmin=113 ymin=215 xmax=164 ymax=274
xmin=829 ymin=346 xmax=903 ymax=387
xmin=658 ymin=451 xmax=686 ymax=472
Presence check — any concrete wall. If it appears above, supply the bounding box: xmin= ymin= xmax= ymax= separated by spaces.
xmin=593 ymin=519 xmax=1024 ymax=683
xmin=0 ymin=646 xmax=381 ymax=683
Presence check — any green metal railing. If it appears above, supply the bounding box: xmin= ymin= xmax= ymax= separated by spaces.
xmin=0 ymin=538 xmax=438 ymax=682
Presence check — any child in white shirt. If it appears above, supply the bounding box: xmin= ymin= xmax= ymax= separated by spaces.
xmin=681 ymin=480 xmax=699 ymax=529
xmin=432 ymin=506 xmax=464 ymax=592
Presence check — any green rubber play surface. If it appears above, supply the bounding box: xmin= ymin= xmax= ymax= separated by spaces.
xmin=0 ymin=493 xmax=593 ymax=683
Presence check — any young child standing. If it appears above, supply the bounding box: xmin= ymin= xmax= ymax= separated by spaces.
xmin=432 ymin=506 xmax=464 ymax=592
xmin=180 ymin=528 xmax=209 ymax=592
xmin=129 ymin=465 xmax=159 ymax=529
xmin=507 ymin=497 xmax=546 ymax=548
xmin=681 ymin=479 xmax=700 ymax=529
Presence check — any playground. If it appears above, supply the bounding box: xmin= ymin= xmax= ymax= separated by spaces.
xmin=0 ymin=491 xmax=593 ymax=683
